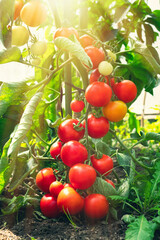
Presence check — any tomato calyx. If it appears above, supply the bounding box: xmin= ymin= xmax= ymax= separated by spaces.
xmin=73 ymin=123 xmax=85 ymax=132
xmin=93 ymin=151 xmax=103 ymax=160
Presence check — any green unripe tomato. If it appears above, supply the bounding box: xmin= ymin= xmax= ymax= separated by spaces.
xmin=30 ymin=41 xmax=47 ymax=56
xmin=106 ymin=50 xmax=116 ymax=62
xmin=98 ymin=61 xmax=113 ymax=76
xmin=30 ymin=57 xmax=41 ymax=65
xmin=12 ymin=26 xmax=29 ymax=46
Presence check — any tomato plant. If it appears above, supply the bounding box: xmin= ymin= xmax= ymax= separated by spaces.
xmin=113 ymin=80 xmax=137 ymax=103
xmin=70 ymin=99 xmax=85 ymax=112
xmin=84 ymin=46 xmax=105 ymax=69
xmin=49 ymin=181 xmax=64 ymax=198
xmin=89 ymin=68 xmax=109 ymax=84
xmin=102 ymin=101 xmax=127 ymax=122
xmin=85 ymin=82 xmax=112 ymax=107
xmin=84 ymin=194 xmax=109 ymax=220
xmin=40 ymin=194 xmax=60 ymax=218
xmin=57 ymin=119 xmax=85 ymax=143
xmin=20 ymin=0 xmax=47 ymax=27
xmin=84 ymin=113 xmax=110 ymax=138
xmin=79 ymin=34 xmax=95 ymax=48
xmin=106 ymin=49 xmax=117 ymax=62
xmin=50 ymin=141 xmax=62 ymax=159
xmin=11 ymin=26 xmax=29 ymax=46
xmin=60 ymin=140 xmax=88 ymax=167
xmin=57 ymin=187 xmax=84 ymax=215
xmin=36 ymin=168 xmax=56 ymax=193
xmin=69 ymin=163 xmax=97 ymax=190
xmin=91 ymin=154 xmax=113 ymax=176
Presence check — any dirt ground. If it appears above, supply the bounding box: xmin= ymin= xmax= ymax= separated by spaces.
xmin=0 ymin=213 xmax=127 ymax=240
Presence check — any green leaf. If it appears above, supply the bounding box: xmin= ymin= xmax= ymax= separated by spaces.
xmin=146 ymin=10 xmax=160 ymax=31
xmin=88 ymin=177 xmax=118 ymax=204
xmin=143 ymin=23 xmax=155 ymax=45
xmin=116 ymin=152 xmax=131 ymax=175
xmin=125 ymin=215 xmax=155 ymax=240
xmin=7 ymin=91 xmax=43 ymax=158
xmin=128 ymin=111 xmax=140 ymax=133
xmin=145 ymin=132 xmax=160 ymax=141
xmin=9 ymin=156 xmax=37 ymax=192
xmin=0 ymin=47 xmax=21 ymax=63
xmin=54 ymin=37 xmax=93 ymax=68
xmin=1 ymin=195 xmax=26 ymax=215
xmin=109 ymin=206 xmax=118 ymax=220
xmin=0 ymin=82 xmax=28 ymax=117
xmin=134 ymin=43 xmax=160 ymax=75
xmin=118 ymin=179 xmax=130 ymax=198
xmin=95 ymin=141 xmax=111 ymax=156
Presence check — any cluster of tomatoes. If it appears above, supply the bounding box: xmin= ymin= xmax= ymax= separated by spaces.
xmin=36 ymin=118 xmax=115 ymax=219
xmin=12 ymin=0 xmax=48 ymax=65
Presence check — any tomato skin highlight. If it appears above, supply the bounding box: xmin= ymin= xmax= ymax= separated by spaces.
xmin=113 ymin=80 xmax=137 ymax=103
xmin=57 ymin=119 xmax=85 ymax=143
xmin=36 ymin=168 xmax=56 ymax=193
xmin=20 ymin=0 xmax=47 ymax=27
xmin=57 ymin=187 xmax=84 ymax=215
xmin=40 ymin=194 xmax=60 ymax=218
xmin=102 ymin=100 xmax=127 ymax=122
xmin=70 ymin=99 xmax=85 ymax=112
xmin=50 ymin=141 xmax=62 ymax=159
xmin=84 ymin=46 xmax=105 ymax=69
xmin=91 ymin=154 xmax=113 ymax=176
xmin=54 ymin=27 xmax=79 ymax=40
xmin=79 ymin=34 xmax=95 ymax=48
xmin=86 ymin=114 xmax=110 ymax=138
xmin=69 ymin=163 xmax=97 ymax=190
xmin=49 ymin=181 xmax=64 ymax=198
xmin=85 ymin=82 xmax=112 ymax=107
xmin=84 ymin=194 xmax=109 ymax=219
xmin=61 ymin=141 xmax=88 ymax=167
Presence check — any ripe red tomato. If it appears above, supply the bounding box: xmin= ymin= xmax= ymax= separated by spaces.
xmin=70 ymin=99 xmax=85 ymax=112
xmin=84 ymin=194 xmax=109 ymax=219
xmin=20 ymin=0 xmax=47 ymax=27
xmin=50 ymin=141 xmax=62 ymax=159
xmin=69 ymin=163 xmax=96 ymax=190
xmin=14 ymin=0 xmax=24 ymax=20
xmin=113 ymin=80 xmax=137 ymax=103
xmin=85 ymin=82 xmax=112 ymax=107
xmin=105 ymin=179 xmax=115 ymax=188
xmin=54 ymin=27 xmax=79 ymax=40
xmin=40 ymin=194 xmax=60 ymax=218
xmin=57 ymin=187 xmax=84 ymax=215
xmin=64 ymin=183 xmax=75 ymax=189
xmin=84 ymin=46 xmax=105 ymax=69
xmin=57 ymin=119 xmax=85 ymax=143
xmin=91 ymin=154 xmax=113 ymax=176
xmin=36 ymin=168 xmax=56 ymax=193
xmin=61 ymin=140 xmax=88 ymax=167
xmin=85 ymin=114 xmax=110 ymax=138
xmin=102 ymin=100 xmax=127 ymax=122
xmin=79 ymin=34 xmax=95 ymax=48
xmin=49 ymin=181 xmax=64 ymax=198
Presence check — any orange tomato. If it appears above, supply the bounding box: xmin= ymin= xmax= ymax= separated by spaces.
xmin=14 ymin=0 xmax=24 ymax=20
xmin=79 ymin=34 xmax=95 ymax=48
xmin=102 ymin=100 xmax=127 ymax=122
xmin=20 ymin=0 xmax=47 ymax=27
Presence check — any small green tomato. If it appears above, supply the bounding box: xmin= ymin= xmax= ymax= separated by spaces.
xmin=106 ymin=50 xmax=116 ymax=62
xmin=30 ymin=41 xmax=47 ymax=56
xmin=12 ymin=26 xmax=29 ymax=46
xmin=98 ymin=61 xmax=113 ymax=76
